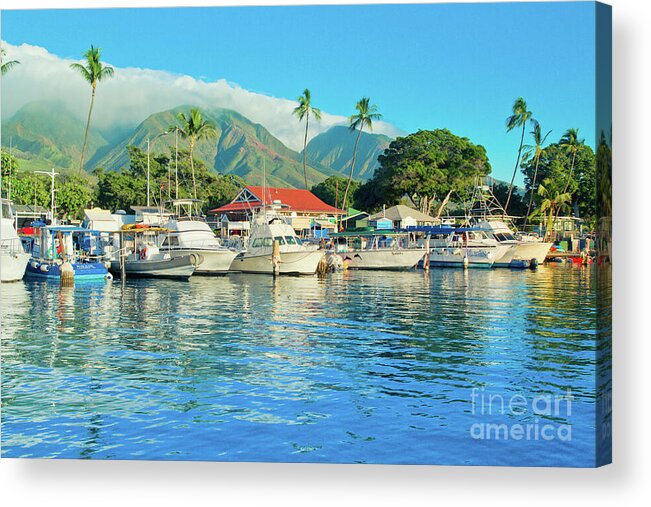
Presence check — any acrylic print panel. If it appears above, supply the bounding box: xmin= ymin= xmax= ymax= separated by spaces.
xmin=0 ymin=1 xmax=612 ymax=467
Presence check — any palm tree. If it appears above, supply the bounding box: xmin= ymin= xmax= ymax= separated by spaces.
xmin=522 ymin=121 xmax=552 ymax=228
xmin=531 ymin=178 xmax=572 ymax=241
xmin=1 ymin=47 xmax=20 ymax=75
xmin=293 ymin=89 xmax=322 ymax=189
xmin=172 ymin=108 xmax=217 ymax=201
xmin=341 ymin=97 xmax=382 ymax=218
xmin=504 ymin=97 xmax=534 ymax=213
xmin=70 ymin=45 xmax=114 ymax=173
xmin=559 ymin=128 xmax=584 ymax=194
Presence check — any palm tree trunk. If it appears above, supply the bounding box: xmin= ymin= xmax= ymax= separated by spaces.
xmin=504 ymin=123 xmax=526 ymax=213
xmin=552 ymin=151 xmax=578 ymax=227
xmin=302 ymin=114 xmax=309 ymax=190
xmin=562 ymin=150 xmax=577 ymax=194
xmin=342 ymin=126 xmax=363 ymax=218
xmin=79 ymin=85 xmax=96 ymax=173
xmin=524 ymin=154 xmax=541 ymax=229
xmin=190 ymin=137 xmax=197 ymax=200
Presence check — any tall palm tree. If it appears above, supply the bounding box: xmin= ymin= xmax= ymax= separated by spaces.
xmin=172 ymin=108 xmax=217 ymax=201
xmin=522 ymin=121 xmax=552 ymax=228
xmin=70 ymin=45 xmax=114 ymax=173
xmin=559 ymin=128 xmax=584 ymax=194
xmin=1 ymin=47 xmax=20 ymax=75
xmin=341 ymin=97 xmax=382 ymax=218
xmin=532 ymin=178 xmax=572 ymax=241
xmin=504 ymin=97 xmax=534 ymax=213
xmin=293 ymin=89 xmax=322 ymax=189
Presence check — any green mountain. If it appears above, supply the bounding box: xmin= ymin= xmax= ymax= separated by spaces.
xmin=304 ymin=125 xmax=393 ymax=181
xmin=2 ymin=101 xmax=397 ymax=188
xmin=1 ymin=101 xmax=108 ymax=172
xmin=89 ymin=106 xmax=334 ymax=188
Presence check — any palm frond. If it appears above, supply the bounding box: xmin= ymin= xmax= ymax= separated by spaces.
xmin=70 ymin=62 xmax=93 ymax=83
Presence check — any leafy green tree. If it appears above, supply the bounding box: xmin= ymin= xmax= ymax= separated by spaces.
xmin=170 ymin=108 xmax=218 ymax=201
xmin=311 ymin=175 xmax=360 ymax=209
xmin=342 ymin=97 xmax=382 ymax=214
xmin=94 ymin=147 xmax=241 ymax=213
xmin=522 ymin=121 xmax=552 ymax=226
xmin=293 ymin=89 xmax=322 ymax=190
xmin=520 ymin=139 xmax=595 ymax=222
xmin=70 ymin=45 xmax=114 ymax=173
xmin=361 ymin=129 xmax=490 ymax=215
xmin=505 ymin=97 xmax=534 ymax=212
xmin=1 ymin=46 xmax=20 ymax=75
xmin=58 ymin=178 xmax=94 ymax=219
xmin=530 ymin=177 xmax=572 ymax=241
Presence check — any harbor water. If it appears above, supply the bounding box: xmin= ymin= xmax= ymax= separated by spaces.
xmin=0 ymin=265 xmax=608 ymax=466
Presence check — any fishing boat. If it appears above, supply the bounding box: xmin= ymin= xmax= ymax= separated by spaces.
xmin=421 ymin=226 xmax=497 ymax=268
xmin=426 ymin=226 xmax=515 ymax=268
xmin=328 ymin=229 xmax=427 ymax=270
xmin=109 ymin=225 xmax=197 ymax=280
xmin=161 ymin=199 xmax=237 ymax=275
xmin=23 ymin=225 xmax=112 ymax=281
xmin=467 ymin=183 xmax=552 ymax=265
xmin=230 ymin=210 xmax=323 ymax=275
xmin=1 ymin=198 xmax=30 ymax=282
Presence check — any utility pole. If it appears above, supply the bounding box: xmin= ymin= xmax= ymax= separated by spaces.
xmin=35 ymin=168 xmax=59 ymax=225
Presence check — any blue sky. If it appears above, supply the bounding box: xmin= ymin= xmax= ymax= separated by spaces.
xmin=1 ymin=2 xmax=598 ymax=183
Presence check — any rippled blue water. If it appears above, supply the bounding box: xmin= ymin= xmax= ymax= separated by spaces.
xmin=1 ymin=266 xmax=606 ymax=466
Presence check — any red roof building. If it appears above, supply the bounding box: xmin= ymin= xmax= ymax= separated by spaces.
xmin=210 ymin=186 xmax=344 ymax=217
xmin=210 ymin=186 xmax=345 ymax=234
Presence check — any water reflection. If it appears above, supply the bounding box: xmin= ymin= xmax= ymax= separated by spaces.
xmin=1 ymin=265 xmax=603 ymax=465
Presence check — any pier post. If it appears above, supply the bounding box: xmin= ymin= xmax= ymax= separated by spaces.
xmin=272 ymin=240 xmax=280 ymax=277
xmin=423 ymin=236 xmax=430 ymax=272
xmin=58 ymin=231 xmax=74 ymax=287
xmin=119 ymin=231 xmax=126 ymax=283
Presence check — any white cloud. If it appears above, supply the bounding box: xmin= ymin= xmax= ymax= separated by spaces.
xmin=1 ymin=42 xmax=401 ymax=150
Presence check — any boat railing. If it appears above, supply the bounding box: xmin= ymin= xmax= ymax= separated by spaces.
xmin=0 ymin=237 xmax=25 ymax=255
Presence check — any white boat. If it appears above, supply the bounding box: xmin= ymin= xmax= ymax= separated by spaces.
xmin=476 ymin=219 xmax=551 ymax=265
xmin=329 ymin=230 xmax=426 ymax=270
xmin=109 ymin=226 xmax=197 ymax=280
xmin=230 ymin=211 xmax=323 ymax=275
xmin=467 ymin=183 xmax=552 ymax=266
xmin=1 ymin=198 xmax=30 ymax=282
xmin=161 ymin=199 xmax=237 ymax=275
xmin=428 ymin=246 xmax=495 ymax=268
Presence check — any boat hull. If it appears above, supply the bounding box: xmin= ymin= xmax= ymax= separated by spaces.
xmin=337 ymin=248 xmax=426 ymax=270
xmin=492 ymin=244 xmax=518 ymax=268
xmin=514 ymin=242 xmax=553 ymax=264
xmin=169 ymin=248 xmax=237 ymax=275
xmin=0 ymin=252 xmax=31 ymax=282
xmin=428 ymin=248 xmax=494 ymax=269
xmin=110 ymin=255 xmax=196 ymax=280
xmin=230 ymin=250 xmax=323 ymax=275
xmin=25 ymin=259 xmax=112 ymax=281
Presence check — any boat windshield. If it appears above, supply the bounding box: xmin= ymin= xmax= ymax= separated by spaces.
xmin=284 ymin=236 xmax=297 ymax=245
xmin=252 ymin=237 xmax=274 ymax=248
xmin=494 ymin=232 xmax=515 ymax=242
